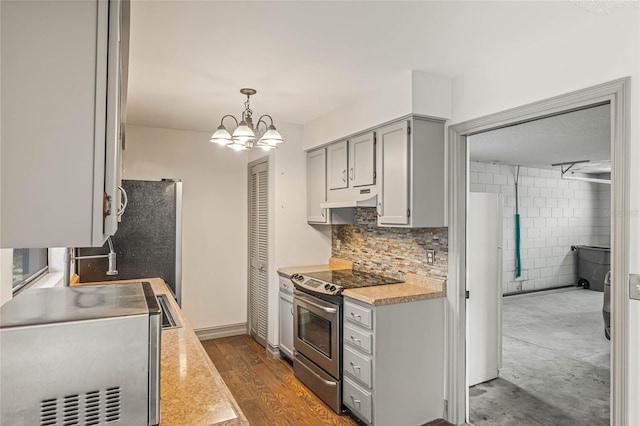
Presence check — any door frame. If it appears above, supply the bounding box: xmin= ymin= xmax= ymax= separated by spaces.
xmin=247 ymin=156 xmax=270 ymax=347
xmin=446 ymin=78 xmax=630 ymax=425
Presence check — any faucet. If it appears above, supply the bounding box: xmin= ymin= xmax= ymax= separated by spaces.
xmin=63 ymin=236 xmax=118 ymax=286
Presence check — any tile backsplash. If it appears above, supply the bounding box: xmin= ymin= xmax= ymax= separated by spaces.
xmin=331 ymin=208 xmax=448 ymax=280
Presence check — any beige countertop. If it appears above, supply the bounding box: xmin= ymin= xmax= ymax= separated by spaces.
xmin=277 ymin=264 xmax=446 ymax=306
xmin=74 ymin=278 xmax=248 ymax=426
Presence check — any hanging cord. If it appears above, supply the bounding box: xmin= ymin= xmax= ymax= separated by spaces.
xmin=515 ymin=166 xmax=522 ymax=278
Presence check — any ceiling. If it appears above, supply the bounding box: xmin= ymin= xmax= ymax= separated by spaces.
xmin=468 ymin=103 xmax=611 ymax=173
xmin=126 ymin=1 xmax=615 ymax=134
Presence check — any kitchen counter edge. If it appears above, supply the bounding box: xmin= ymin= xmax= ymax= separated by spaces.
xmin=73 ymin=278 xmax=249 ymax=426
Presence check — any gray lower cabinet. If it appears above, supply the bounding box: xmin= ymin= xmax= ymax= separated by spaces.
xmin=342 ymin=297 xmax=445 ymax=426
xmin=278 ymin=274 xmax=294 ymax=360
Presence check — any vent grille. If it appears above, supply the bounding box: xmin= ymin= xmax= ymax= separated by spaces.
xmin=85 ymin=390 xmax=100 ymax=426
xmin=63 ymin=394 xmax=80 ymax=425
xmin=39 ymin=386 xmax=122 ymax=426
xmin=40 ymin=398 xmax=57 ymax=426
xmin=105 ymin=387 xmax=121 ymax=423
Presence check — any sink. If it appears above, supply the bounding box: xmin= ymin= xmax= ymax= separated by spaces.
xmin=156 ymin=294 xmax=182 ymax=329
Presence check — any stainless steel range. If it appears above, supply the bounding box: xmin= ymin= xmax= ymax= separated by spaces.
xmin=290 ymin=270 xmax=401 ymax=413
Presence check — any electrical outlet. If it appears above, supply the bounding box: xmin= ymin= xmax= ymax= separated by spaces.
xmin=336 ymin=239 xmax=341 ymax=251
xmin=426 ymin=250 xmax=435 ymax=265
xmin=630 ymin=274 xmax=640 ymax=300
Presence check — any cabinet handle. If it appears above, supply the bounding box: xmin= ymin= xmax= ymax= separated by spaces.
xmin=350 ymin=335 xmax=361 ymax=344
xmin=350 ymin=312 xmax=361 ymax=319
xmin=349 ymin=168 xmax=354 ymax=180
xmin=117 ymin=185 xmax=128 ymax=218
xmin=291 ymin=307 xmax=294 ymax=315
xmin=350 ymin=395 xmax=361 ymax=405
xmin=320 ymin=208 xmax=325 ymax=218
xmin=376 ymin=202 xmax=383 ymax=217
xmin=342 ymin=170 xmax=347 ymax=182
xmin=350 ymin=362 xmax=361 ymax=371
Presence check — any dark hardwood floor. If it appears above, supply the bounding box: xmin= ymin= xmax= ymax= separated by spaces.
xmin=202 ymin=335 xmax=359 ymax=426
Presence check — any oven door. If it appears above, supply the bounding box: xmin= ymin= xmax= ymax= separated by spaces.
xmin=293 ymin=290 xmax=341 ymax=379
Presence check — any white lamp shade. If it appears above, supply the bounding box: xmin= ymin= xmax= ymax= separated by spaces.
xmin=209 ymin=125 xmax=232 ymax=145
xmin=232 ymin=121 xmax=256 ymax=144
xmin=258 ymin=125 xmax=284 ymax=145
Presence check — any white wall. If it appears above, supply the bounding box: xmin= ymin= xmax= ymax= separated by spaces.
xmin=250 ymin=123 xmax=332 ymax=348
xmin=302 ymin=71 xmax=451 ymax=150
xmin=470 ymin=161 xmax=610 ymax=294
xmin=123 ymin=125 xmax=249 ymax=331
xmin=450 ymin=4 xmax=640 ymax=422
xmin=125 ymin=123 xmax=330 ymax=342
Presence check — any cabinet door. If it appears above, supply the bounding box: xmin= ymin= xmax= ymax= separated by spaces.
xmin=307 ymin=148 xmax=329 ymax=223
xmin=349 ymin=132 xmax=375 ymax=187
xmin=279 ymin=293 xmax=294 ymax=360
xmin=376 ymin=121 xmax=409 ymax=225
xmin=0 ymin=0 xmax=113 ymax=248
xmin=327 ymin=141 xmax=348 ymax=190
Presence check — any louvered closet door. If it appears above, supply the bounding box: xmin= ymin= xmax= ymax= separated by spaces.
xmin=249 ymin=162 xmax=269 ymax=347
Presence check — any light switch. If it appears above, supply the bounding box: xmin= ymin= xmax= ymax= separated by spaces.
xmin=630 ymin=274 xmax=640 ymax=300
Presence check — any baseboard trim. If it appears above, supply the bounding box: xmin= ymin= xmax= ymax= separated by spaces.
xmin=195 ymin=322 xmax=248 ymax=341
xmin=266 ymin=342 xmax=281 ymax=359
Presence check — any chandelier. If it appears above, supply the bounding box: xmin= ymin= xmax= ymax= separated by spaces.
xmin=209 ymin=88 xmax=284 ymax=151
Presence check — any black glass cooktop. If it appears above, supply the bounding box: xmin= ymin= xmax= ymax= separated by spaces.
xmin=303 ymin=269 xmax=402 ymax=289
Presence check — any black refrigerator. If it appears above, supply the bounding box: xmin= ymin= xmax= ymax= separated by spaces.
xmin=77 ymin=179 xmax=183 ymax=305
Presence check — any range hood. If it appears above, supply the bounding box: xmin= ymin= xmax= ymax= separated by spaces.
xmin=320 ymin=191 xmax=377 ymax=209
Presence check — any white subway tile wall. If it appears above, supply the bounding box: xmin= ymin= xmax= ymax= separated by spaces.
xmin=470 ymin=161 xmax=611 ymax=295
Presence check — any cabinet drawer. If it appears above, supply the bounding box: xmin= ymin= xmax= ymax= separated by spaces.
xmin=344 ymin=301 xmax=372 ymax=329
xmin=343 ymin=377 xmax=373 ymax=424
xmin=344 ymin=346 xmax=372 ymax=388
xmin=344 ymin=323 xmax=373 ymax=355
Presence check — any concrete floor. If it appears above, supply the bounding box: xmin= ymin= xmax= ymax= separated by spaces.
xmin=469 ymin=288 xmax=610 ymax=426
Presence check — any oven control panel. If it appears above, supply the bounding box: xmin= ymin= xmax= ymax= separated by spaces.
xmin=291 ymin=273 xmax=343 ymax=296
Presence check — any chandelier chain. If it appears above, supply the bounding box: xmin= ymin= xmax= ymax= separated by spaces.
xmin=244 ymin=95 xmax=253 ymax=120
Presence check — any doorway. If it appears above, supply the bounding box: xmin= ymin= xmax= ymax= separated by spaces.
xmin=465 ymin=104 xmax=612 ymax=425
xmin=445 ymin=78 xmax=630 ymax=425
xmin=248 ymin=159 xmax=269 ymax=347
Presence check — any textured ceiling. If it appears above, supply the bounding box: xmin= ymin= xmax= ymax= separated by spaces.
xmin=125 ymin=1 xmax=619 ymax=133
xmin=468 ymin=104 xmax=611 ymax=173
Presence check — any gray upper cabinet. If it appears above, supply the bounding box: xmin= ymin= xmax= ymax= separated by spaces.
xmin=1 ymin=0 xmax=129 ymax=248
xmin=376 ymin=117 xmax=446 ymax=228
xmin=327 ymin=140 xmax=349 ymax=190
xmin=307 ymin=147 xmax=329 ymax=224
xmin=348 ymin=132 xmax=375 ymax=187
xmin=376 ymin=121 xmax=409 ymax=225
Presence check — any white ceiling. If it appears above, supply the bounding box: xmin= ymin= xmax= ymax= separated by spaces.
xmin=468 ymin=104 xmax=611 ymax=173
xmin=126 ymin=1 xmax=613 ymax=133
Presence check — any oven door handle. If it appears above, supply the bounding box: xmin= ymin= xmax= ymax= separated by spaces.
xmin=296 ymin=294 xmax=338 ymax=314
xmin=296 ymin=355 xmax=338 ymax=387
